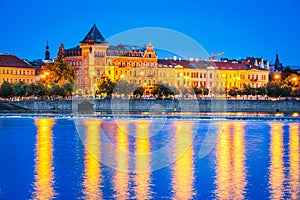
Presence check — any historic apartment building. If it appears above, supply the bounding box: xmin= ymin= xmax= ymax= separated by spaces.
xmin=58 ymin=24 xmax=269 ymax=96
xmin=0 ymin=54 xmax=36 ymax=84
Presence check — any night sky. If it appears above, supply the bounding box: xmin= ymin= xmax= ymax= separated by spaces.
xmin=1 ymin=0 xmax=299 ymax=66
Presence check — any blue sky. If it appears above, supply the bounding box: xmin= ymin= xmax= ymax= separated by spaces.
xmin=1 ymin=0 xmax=299 ymax=66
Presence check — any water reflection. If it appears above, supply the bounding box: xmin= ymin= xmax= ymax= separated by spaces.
xmin=215 ymin=121 xmax=246 ymax=200
xmin=33 ymin=118 xmax=55 ymax=199
xmin=83 ymin=119 xmax=102 ymax=199
xmin=269 ymin=122 xmax=284 ymax=199
xmin=289 ymin=123 xmax=299 ymax=199
xmin=135 ymin=120 xmax=151 ymax=199
xmin=172 ymin=121 xmax=195 ymax=200
xmin=113 ymin=120 xmax=129 ymax=199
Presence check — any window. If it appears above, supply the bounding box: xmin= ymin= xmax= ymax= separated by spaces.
xmin=210 ymin=73 xmax=212 ymax=79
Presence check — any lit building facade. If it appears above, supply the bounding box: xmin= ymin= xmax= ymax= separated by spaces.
xmin=0 ymin=54 xmax=36 ymax=84
xmin=58 ymin=24 xmax=269 ymax=96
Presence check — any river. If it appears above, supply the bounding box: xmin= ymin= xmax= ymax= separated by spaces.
xmin=0 ymin=116 xmax=299 ymax=199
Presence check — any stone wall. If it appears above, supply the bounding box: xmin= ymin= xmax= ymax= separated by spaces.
xmin=3 ymin=99 xmax=300 ymax=113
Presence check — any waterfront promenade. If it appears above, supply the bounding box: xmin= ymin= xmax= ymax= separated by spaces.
xmin=1 ymin=99 xmax=299 ymax=114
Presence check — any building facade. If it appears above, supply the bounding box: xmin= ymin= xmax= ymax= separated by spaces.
xmin=0 ymin=54 xmax=36 ymax=85
xmin=59 ymin=24 xmax=269 ymax=96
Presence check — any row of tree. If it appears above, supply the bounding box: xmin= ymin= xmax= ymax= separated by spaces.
xmin=96 ymin=75 xmax=300 ymax=99
xmin=96 ymin=78 xmax=179 ymax=99
xmin=0 ymin=59 xmax=76 ymax=99
xmin=0 ymin=81 xmax=73 ymax=99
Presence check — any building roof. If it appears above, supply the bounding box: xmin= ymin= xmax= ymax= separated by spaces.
xmin=0 ymin=54 xmax=33 ymax=68
xmin=81 ymin=24 xmax=105 ymax=43
xmin=158 ymin=59 xmax=268 ymax=71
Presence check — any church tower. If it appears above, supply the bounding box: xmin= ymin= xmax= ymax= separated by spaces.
xmin=80 ymin=24 xmax=108 ymax=96
xmin=274 ymin=53 xmax=281 ymax=70
xmin=45 ymin=40 xmax=50 ymax=60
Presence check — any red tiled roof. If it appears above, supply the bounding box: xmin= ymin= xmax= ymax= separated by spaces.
xmin=0 ymin=54 xmax=33 ymax=68
xmin=215 ymin=61 xmax=268 ymax=70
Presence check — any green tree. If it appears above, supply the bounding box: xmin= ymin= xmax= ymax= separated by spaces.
xmin=203 ymin=87 xmax=209 ymax=96
xmin=257 ymin=87 xmax=267 ymax=96
xmin=96 ymin=78 xmax=116 ymax=98
xmin=44 ymin=58 xmax=75 ymax=85
xmin=50 ymin=84 xmax=66 ymax=98
xmin=267 ymin=82 xmax=281 ymax=98
xmin=243 ymin=84 xmax=254 ymax=98
xmin=193 ymin=87 xmax=202 ymax=97
xmin=63 ymin=82 xmax=74 ymax=97
xmin=228 ymin=88 xmax=238 ymax=97
xmin=35 ymin=83 xmax=48 ymax=98
xmin=114 ymin=80 xmax=132 ymax=95
xmin=28 ymin=83 xmax=36 ymax=97
xmin=284 ymin=74 xmax=299 ymax=87
xmin=133 ymin=86 xmax=144 ymax=98
xmin=0 ymin=82 xmax=14 ymax=98
xmin=280 ymin=85 xmax=292 ymax=97
xmin=13 ymin=81 xmax=29 ymax=98
xmin=151 ymin=83 xmax=177 ymax=99
xmin=281 ymin=66 xmax=298 ymax=80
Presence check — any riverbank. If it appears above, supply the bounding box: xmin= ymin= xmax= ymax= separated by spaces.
xmin=1 ymin=99 xmax=300 ymax=114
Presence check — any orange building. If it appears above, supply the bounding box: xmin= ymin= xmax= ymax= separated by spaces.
xmin=0 ymin=54 xmax=36 ymax=84
xmin=59 ymin=24 xmax=158 ymax=96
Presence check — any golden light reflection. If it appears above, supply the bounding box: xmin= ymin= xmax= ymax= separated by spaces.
xmin=289 ymin=123 xmax=299 ymax=200
xmin=172 ymin=121 xmax=194 ymax=200
xmin=34 ymin=118 xmax=55 ymax=200
xmin=269 ymin=122 xmax=284 ymax=200
xmin=135 ymin=120 xmax=151 ymax=200
xmin=232 ymin=122 xmax=246 ymax=200
xmin=114 ymin=120 xmax=129 ymax=199
xmin=215 ymin=121 xmax=246 ymax=200
xmin=215 ymin=122 xmax=231 ymax=199
xmin=83 ymin=119 xmax=102 ymax=200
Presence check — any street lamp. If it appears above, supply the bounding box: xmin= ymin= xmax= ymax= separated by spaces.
xmin=39 ymin=71 xmax=49 ymax=82
xmin=273 ymin=74 xmax=281 ymax=81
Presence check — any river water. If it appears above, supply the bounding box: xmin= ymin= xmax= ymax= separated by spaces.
xmin=0 ymin=116 xmax=299 ymax=199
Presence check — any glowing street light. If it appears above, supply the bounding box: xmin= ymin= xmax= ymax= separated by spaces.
xmin=273 ymin=74 xmax=281 ymax=81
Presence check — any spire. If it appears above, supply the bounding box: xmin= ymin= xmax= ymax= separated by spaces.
xmin=45 ymin=40 xmax=50 ymax=60
xmin=81 ymin=24 xmax=105 ymax=44
xmin=274 ymin=53 xmax=280 ymax=70
xmin=57 ymin=43 xmax=65 ymax=59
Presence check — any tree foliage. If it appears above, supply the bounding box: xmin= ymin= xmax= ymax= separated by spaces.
xmin=44 ymin=58 xmax=75 ymax=85
xmin=151 ymin=83 xmax=177 ymax=98
xmin=96 ymin=78 xmax=116 ymax=98
xmin=0 ymin=82 xmax=14 ymax=98
xmin=133 ymin=86 xmax=144 ymax=98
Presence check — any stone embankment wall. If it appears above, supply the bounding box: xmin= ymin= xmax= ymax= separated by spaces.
xmin=1 ymin=99 xmax=299 ymax=113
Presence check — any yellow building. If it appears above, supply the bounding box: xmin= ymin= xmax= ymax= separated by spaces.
xmin=0 ymin=54 xmax=36 ymax=84
xmin=59 ymin=24 xmax=269 ymax=97
xmin=106 ymin=42 xmax=158 ymax=87
xmin=215 ymin=61 xmax=269 ymax=90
